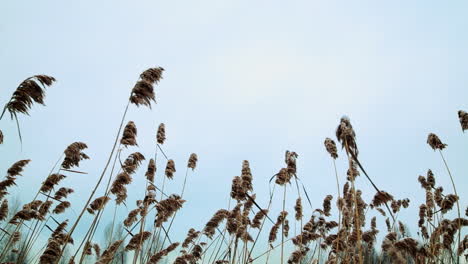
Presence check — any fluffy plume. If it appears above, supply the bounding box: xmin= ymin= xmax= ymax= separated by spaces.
xmin=0 ymin=199 xmax=8 ymax=221
xmin=275 ymin=168 xmax=291 ymax=186
xmin=130 ymin=67 xmax=164 ymax=108
xmin=295 ymin=198 xmax=303 ymax=221
xmin=155 ymin=194 xmax=185 ymax=227
xmin=39 ymin=201 xmax=53 ymax=218
xmin=40 ymin=174 xmax=66 ymax=193
xmin=88 ymin=196 xmax=110 ymax=213
xmin=1 ymin=75 xmax=56 ymax=120
xmin=323 ymin=195 xmax=333 ymax=216
xmin=251 ymin=209 xmax=268 ymax=228
xmin=156 ymin=123 xmax=166 ymax=144
xmin=125 ymin=231 xmax=151 ymax=251
xmin=53 ymin=201 xmax=71 ymax=214
xmin=336 ymin=116 xmax=358 ymax=156
xmin=147 ymin=242 xmax=179 ymax=264
xmin=7 ymin=159 xmax=31 ymax=178
xmin=120 ymin=121 xmax=138 ymax=147
xmin=39 ymin=220 xmax=73 ymax=264
xmin=187 ymin=153 xmax=198 ymax=170
xmin=54 ymin=187 xmax=74 ymax=200
xmin=123 ymin=208 xmax=140 ymax=227
xmin=122 ymin=152 xmax=145 ymax=174
xmin=10 ymin=209 xmax=41 ymax=224
xmin=241 ymin=160 xmax=253 ymax=192
xmin=372 ymin=191 xmax=394 ymax=207
xmin=230 ymin=176 xmax=246 ymax=201
xmin=324 ymin=138 xmax=338 ymax=159
xmin=182 ymin=229 xmax=200 ymax=248
xmin=458 ymin=110 xmax=468 ymax=132
xmin=203 ymin=209 xmax=229 ymax=238
xmin=427 ymin=133 xmax=447 ymax=151
xmin=165 ymin=159 xmax=176 ymax=179
xmin=0 ymin=159 xmax=31 ymax=199
xmin=0 ymin=130 xmax=3 ymax=144
xmin=96 ymin=240 xmax=123 ymax=264
xmin=61 ymin=142 xmax=89 ymax=169
xmin=145 ymin=159 xmax=156 ymax=183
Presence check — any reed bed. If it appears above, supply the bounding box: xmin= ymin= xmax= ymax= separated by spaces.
xmin=0 ymin=69 xmax=466 ymax=264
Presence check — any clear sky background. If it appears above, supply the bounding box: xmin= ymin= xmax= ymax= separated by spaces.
xmin=1 ymin=1 xmax=467 ymax=262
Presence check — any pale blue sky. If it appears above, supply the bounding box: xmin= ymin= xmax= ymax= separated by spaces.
xmin=1 ymin=1 xmax=467 ymax=262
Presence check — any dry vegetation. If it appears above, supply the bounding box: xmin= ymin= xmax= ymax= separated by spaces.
xmin=0 ymin=68 xmax=466 ymax=264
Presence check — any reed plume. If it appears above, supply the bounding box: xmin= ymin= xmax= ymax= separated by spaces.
xmin=145 ymin=159 xmax=156 ymax=183
xmin=1 ymin=75 xmax=56 ymax=119
xmin=1 ymin=75 xmax=56 ymax=143
xmin=0 ymin=159 xmax=30 ymax=199
xmin=61 ymin=142 xmax=89 ymax=169
xmin=324 ymin=138 xmax=338 ymax=159
xmin=459 ymin=110 xmax=468 ymax=132
xmin=40 ymin=173 xmax=66 ymax=193
xmin=427 ymin=133 xmax=447 ymax=150
xmin=154 ymin=194 xmax=185 ymax=227
xmin=182 ymin=228 xmax=200 ymax=248
xmin=147 ymin=242 xmax=179 ymax=263
xmin=54 ymin=187 xmax=74 ymax=200
xmin=0 ymin=130 xmax=3 ymax=144
xmin=53 ymin=201 xmax=71 ymax=214
xmin=120 ymin=121 xmax=138 ymax=147
xmin=156 ymin=123 xmax=166 ymax=144
xmin=96 ymin=240 xmax=123 ymax=264
xmin=165 ymin=159 xmax=176 ymax=179
xmin=0 ymin=199 xmax=8 ymax=221
xmin=7 ymin=159 xmax=31 ymax=178
xmin=130 ymin=67 xmax=164 ymax=108
xmin=187 ymin=153 xmax=198 ymax=170
xmin=125 ymin=231 xmax=151 ymax=251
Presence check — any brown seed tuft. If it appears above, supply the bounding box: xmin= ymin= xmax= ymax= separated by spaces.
xmin=427 ymin=133 xmax=447 ymax=151
xmin=156 ymin=123 xmax=166 ymax=144
xmin=54 ymin=187 xmax=74 ymax=200
xmin=52 ymin=201 xmax=71 ymax=214
xmin=324 ymin=138 xmax=338 ymax=159
xmin=0 ymin=199 xmax=8 ymax=221
xmin=120 ymin=121 xmax=138 ymax=147
xmin=147 ymin=242 xmax=180 ymax=264
xmin=145 ymin=159 xmax=156 ymax=183
xmin=336 ymin=116 xmax=358 ymax=156
xmin=372 ymin=191 xmax=394 ymax=208
xmin=458 ymin=110 xmax=468 ymax=132
xmin=88 ymin=196 xmax=110 ymax=213
xmin=165 ymin=159 xmax=176 ymax=179
xmin=40 ymin=173 xmax=66 ymax=193
xmin=187 ymin=153 xmax=198 ymax=170
xmin=125 ymin=231 xmax=151 ymax=251
xmin=130 ymin=67 xmax=164 ymax=108
xmin=61 ymin=142 xmax=89 ymax=169
xmin=1 ymin=75 xmax=56 ymax=120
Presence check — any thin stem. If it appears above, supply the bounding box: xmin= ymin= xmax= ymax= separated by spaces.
xmin=281 ymin=184 xmax=286 ymax=264
xmin=57 ymin=100 xmax=131 ymax=263
xmin=439 ymin=150 xmax=461 ymax=264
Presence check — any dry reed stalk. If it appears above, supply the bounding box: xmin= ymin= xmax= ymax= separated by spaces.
xmin=73 ymin=148 xmax=121 ymax=264
xmin=57 ymin=67 xmax=164 ymax=263
xmin=159 ymin=153 xmax=198 ymax=254
xmin=1 ymin=75 xmax=56 ymax=143
xmin=427 ymin=133 xmax=462 ymax=264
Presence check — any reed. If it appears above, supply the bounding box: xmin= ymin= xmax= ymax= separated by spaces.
xmin=0 ymin=69 xmax=466 ymax=264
